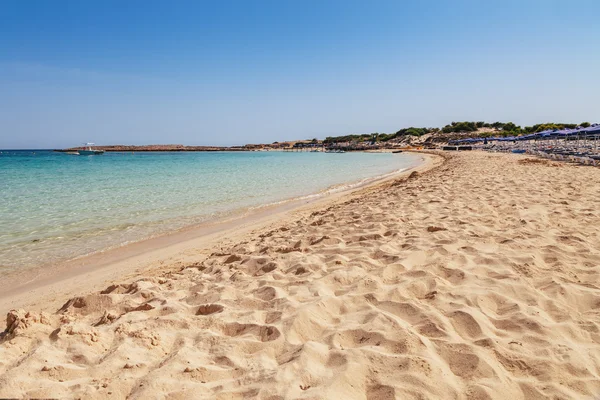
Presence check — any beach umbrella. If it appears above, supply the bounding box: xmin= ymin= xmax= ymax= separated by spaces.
xmin=579 ymin=124 xmax=600 ymax=135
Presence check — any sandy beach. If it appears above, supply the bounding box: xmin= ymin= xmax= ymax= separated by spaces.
xmin=1 ymin=151 xmax=599 ymax=399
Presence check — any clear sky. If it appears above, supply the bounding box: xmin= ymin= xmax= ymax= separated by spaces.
xmin=1 ymin=0 xmax=599 ymax=148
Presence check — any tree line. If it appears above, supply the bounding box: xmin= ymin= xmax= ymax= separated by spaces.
xmin=322 ymin=121 xmax=592 ymax=143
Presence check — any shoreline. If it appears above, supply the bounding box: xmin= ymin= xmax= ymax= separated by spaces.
xmin=0 ymin=150 xmax=421 ymax=281
xmin=2 ymin=150 xmax=599 ymax=399
xmin=0 ymin=152 xmax=437 ymax=315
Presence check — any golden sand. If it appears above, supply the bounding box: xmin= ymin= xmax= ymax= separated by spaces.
xmin=1 ymin=151 xmax=599 ymax=399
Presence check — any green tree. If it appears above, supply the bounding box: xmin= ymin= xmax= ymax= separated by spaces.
xmin=502 ymin=122 xmax=520 ymax=132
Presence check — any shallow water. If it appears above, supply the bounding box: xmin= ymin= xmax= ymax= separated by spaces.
xmin=0 ymin=150 xmax=421 ymax=271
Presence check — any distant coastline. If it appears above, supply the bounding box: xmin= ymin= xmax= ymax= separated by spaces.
xmin=53 ymin=141 xmax=324 ymax=152
xmin=54 ymin=144 xmax=251 ymax=152
xmin=51 ymin=120 xmax=597 ymax=153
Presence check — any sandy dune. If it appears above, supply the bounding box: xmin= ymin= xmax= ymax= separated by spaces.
xmin=1 ymin=151 xmax=600 ymax=399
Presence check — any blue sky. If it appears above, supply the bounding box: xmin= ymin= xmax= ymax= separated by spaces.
xmin=1 ymin=0 xmax=599 ymax=148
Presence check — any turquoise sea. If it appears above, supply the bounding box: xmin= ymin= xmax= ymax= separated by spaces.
xmin=0 ymin=150 xmax=421 ymax=272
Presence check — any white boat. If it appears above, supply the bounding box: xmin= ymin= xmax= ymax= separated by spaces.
xmin=78 ymin=143 xmax=104 ymax=155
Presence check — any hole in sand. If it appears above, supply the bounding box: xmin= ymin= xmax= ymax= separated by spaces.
xmin=196 ymin=304 xmax=224 ymax=316
xmin=223 ymin=323 xmax=281 ymax=342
